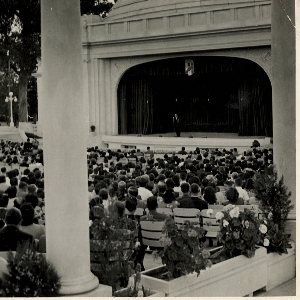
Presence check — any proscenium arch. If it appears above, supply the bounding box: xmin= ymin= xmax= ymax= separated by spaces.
xmin=117 ymin=55 xmax=272 ymax=136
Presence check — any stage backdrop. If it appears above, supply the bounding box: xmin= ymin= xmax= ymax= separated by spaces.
xmin=117 ymin=56 xmax=272 ymax=136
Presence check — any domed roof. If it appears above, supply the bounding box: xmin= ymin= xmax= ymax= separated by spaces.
xmin=106 ymin=0 xmax=206 ymax=21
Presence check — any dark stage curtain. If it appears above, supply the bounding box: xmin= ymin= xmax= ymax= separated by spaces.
xmin=118 ymin=57 xmax=272 ymax=136
xmin=237 ymin=77 xmax=272 ymax=136
xmin=118 ymin=77 xmax=153 ymax=135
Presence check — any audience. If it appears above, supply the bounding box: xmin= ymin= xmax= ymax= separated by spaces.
xmin=0 ymin=207 xmax=35 ymax=251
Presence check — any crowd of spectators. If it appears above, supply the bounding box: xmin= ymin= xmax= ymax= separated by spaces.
xmin=0 ymin=138 xmax=273 ymax=265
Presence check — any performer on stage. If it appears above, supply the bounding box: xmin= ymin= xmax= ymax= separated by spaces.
xmin=173 ymin=113 xmax=180 ymax=137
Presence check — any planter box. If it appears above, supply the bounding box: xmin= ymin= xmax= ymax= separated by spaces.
xmin=141 ymin=247 xmax=267 ymax=297
xmin=113 ymin=287 xmax=164 ymax=297
xmin=266 ymin=241 xmax=296 ymax=291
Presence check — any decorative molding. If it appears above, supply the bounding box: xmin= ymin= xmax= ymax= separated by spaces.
xmin=109 ymin=47 xmax=272 ymax=95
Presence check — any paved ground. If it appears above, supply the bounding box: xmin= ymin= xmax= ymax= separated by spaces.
xmin=0 ymin=125 xmax=23 ymax=142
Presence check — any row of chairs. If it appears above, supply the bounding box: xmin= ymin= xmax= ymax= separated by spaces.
xmin=139 ymin=204 xmax=260 ymax=249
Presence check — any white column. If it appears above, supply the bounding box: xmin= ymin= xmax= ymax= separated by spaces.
xmin=271 ymin=0 xmax=296 ymax=240
xmin=98 ymin=59 xmax=106 ymax=135
xmin=41 ymin=0 xmax=110 ymax=295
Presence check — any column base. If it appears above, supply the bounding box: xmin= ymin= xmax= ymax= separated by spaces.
xmin=59 ymin=272 xmax=99 ymax=296
xmin=62 ymin=283 xmax=112 ymax=297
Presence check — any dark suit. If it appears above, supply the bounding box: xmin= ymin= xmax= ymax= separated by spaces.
xmin=0 ymin=225 xmax=35 ymax=251
xmin=191 ymin=196 xmax=208 ymax=211
xmin=178 ymin=195 xmax=195 ymax=208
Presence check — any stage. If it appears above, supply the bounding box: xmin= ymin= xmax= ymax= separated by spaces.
xmin=100 ymin=132 xmax=272 ymax=152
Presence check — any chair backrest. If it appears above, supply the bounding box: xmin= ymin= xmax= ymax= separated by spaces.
xmin=140 ymin=221 xmax=165 ymax=248
xmin=144 ymin=154 xmax=151 ymax=160
xmin=156 ymin=207 xmax=173 ymax=216
xmin=128 ymin=157 xmax=137 ymax=163
xmin=208 ymin=205 xmax=224 ymax=210
xmin=201 ymin=209 xmax=221 ymax=237
xmin=134 ymin=207 xmax=145 ymax=217
xmin=173 ymin=208 xmax=200 ymax=228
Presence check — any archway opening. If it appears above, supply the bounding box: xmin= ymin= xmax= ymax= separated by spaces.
xmin=117 ymin=56 xmax=272 ymax=136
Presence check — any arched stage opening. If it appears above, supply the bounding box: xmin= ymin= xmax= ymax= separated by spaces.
xmin=118 ymin=56 xmax=272 ymax=136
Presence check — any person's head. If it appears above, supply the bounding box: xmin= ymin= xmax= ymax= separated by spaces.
xmin=88 ymin=181 xmax=94 ymax=192
xmin=1 ymin=167 xmax=6 ymax=174
xmin=99 ymin=188 xmax=108 ymax=200
xmin=165 ymin=178 xmax=175 ymax=189
xmin=146 ymin=196 xmax=158 ymax=211
xmin=180 ymin=172 xmax=187 ymax=181
xmin=113 ymin=201 xmax=125 ymax=217
xmin=19 ymin=176 xmax=29 ymax=185
xmin=157 ymin=174 xmax=166 ymax=183
xmin=10 ymin=177 xmax=18 ymax=187
xmin=181 ymin=182 xmax=190 ymax=194
xmin=20 ymin=202 xmax=35 ymax=226
xmin=157 ymin=183 xmax=167 ymax=196
xmin=226 ymin=187 xmax=239 ymax=203
xmin=5 ymin=186 xmax=17 ymax=199
xmin=27 ymin=184 xmax=37 ymax=195
xmin=190 ymin=183 xmax=201 ymax=196
xmin=19 ymin=181 xmax=28 ymax=192
xmin=128 ymin=186 xmax=138 ymax=197
xmin=118 ymin=181 xmax=126 ymax=191
xmin=234 ymin=177 xmax=243 ymax=187
xmin=147 ymin=146 xmax=151 ymax=150
xmin=163 ymin=190 xmax=176 ymax=204
xmin=125 ymin=197 xmax=137 ymax=212
xmin=139 ymin=176 xmax=148 ymax=187
xmin=203 ymin=186 xmax=217 ymax=204
xmin=24 ymin=194 xmax=39 ymax=208
xmin=224 ymin=180 xmax=233 ymax=192
xmin=5 ymin=207 xmax=22 ymax=226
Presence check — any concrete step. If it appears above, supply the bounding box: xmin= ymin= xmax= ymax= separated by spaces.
xmin=0 ymin=126 xmax=23 ymax=142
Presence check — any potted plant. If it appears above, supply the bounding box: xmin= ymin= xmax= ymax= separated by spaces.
xmin=253 ymin=167 xmax=295 ymax=290
xmin=141 ymin=209 xmax=268 ymax=297
xmin=90 ymin=206 xmax=138 ymax=292
xmin=0 ymin=244 xmax=61 ymax=297
xmin=113 ymin=263 xmax=163 ymax=297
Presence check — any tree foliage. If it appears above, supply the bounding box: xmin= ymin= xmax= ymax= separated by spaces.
xmin=0 ymin=0 xmax=41 ymax=122
xmin=81 ymin=0 xmax=116 ymax=17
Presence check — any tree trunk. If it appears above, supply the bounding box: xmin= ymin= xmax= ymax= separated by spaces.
xmin=18 ymin=72 xmax=29 ymax=122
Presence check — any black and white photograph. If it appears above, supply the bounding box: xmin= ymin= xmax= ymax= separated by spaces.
xmin=0 ymin=0 xmax=296 ymax=297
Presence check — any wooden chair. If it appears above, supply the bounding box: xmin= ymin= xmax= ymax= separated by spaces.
xmin=134 ymin=207 xmax=145 ymax=217
xmin=144 ymin=154 xmax=151 ymax=161
xmin=173 ymin=208 xmax=200 ymax=229
xmin=201 ymin=209 xmax=221 ymax=247
xmin=140 ymin=220 xmax=165 ymax=248
xmin=156 ymin=207 xmax=173 ymax=216
xmin=128 ymin=157 xmax=137 ymax=164
xmin=208 ymin=205 xmax=224 ymax=210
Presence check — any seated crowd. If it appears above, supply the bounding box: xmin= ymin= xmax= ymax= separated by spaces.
xmin=0 ymin=139 xmax=272 ymax=268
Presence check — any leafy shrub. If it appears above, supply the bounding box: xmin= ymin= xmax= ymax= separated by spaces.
xmin=0 ymin=245 xmax=60 ymax=297
xmin=157 ymin=217 xmax=211 ymax=279
xmin=254 ymin=167 xmax=293 ymax=254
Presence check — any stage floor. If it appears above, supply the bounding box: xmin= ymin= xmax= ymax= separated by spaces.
xmin=101 ymin=132 xmax=272 ymax=151
xmin=125 ymin=132 xmax=268 ymax=139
